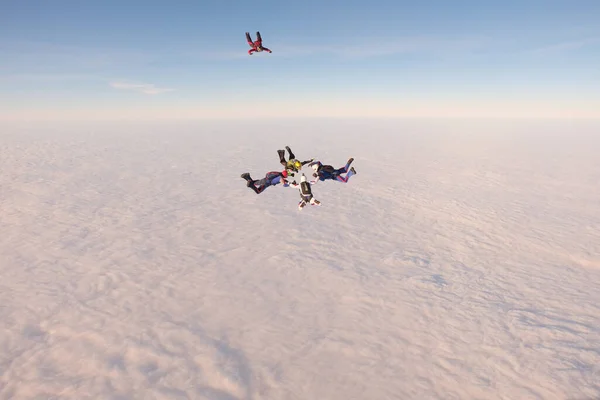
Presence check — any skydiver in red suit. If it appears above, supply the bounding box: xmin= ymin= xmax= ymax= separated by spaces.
xmin=246 ymin=31 xmax=272 ymax=55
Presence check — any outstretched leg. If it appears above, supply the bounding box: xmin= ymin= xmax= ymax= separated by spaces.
xmin=278 ymin=149 xmax=287 ymax=167
xmin=337 ymin=157 xmax=354 ymax=174
xmin=252 ymin=177 xmax=269 ymax=194
xmin=241 ymin=173 xmax=265 ymax=194
xmin=248 ymin=183 xmax=260 ymax=194
xmin=241 ymin=172 xmax=256 ymax=186
xmin=345 ymin=157 xmax=354 ymax=171
xmin=285 ymin=146 xmax=295 ymax=160
xmin=246 ymin=32 xmax=253 ymax=47
xmin=245 ymin=178 xmax=260 ymax=193
xmin=335 ymin=167 xmax=356 ymax=183
xmin=256 ymin=31 xmax=262 ymax=43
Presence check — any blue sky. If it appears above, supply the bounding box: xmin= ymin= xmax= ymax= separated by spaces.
xmin=1 ymin=0 xmax=599 ymax=120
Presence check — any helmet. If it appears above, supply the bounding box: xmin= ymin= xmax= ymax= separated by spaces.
xmin=300 ymin=174 xmax=307 ymax=182
xmin=281 ymin=170 xmax=288 ymax=178
xmin=294 ymin=161 xmax=302 ymax=170
xmin=311 ymin=163 xmax=319 ymax=172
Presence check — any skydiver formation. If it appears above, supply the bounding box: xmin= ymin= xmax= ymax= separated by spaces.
xmin=241 ymin=146 xmax=357 ymax=210
xmin=241 ymin=33 xmax=358 ymax=210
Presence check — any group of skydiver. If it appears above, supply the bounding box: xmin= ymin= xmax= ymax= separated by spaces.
xmin=241 ymin=146 xmax=357 ymax=210
xmin=242 ymin=33 xmax=357 ymax=209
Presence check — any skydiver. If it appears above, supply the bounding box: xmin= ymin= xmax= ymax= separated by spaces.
xmin=278 ymin=146 xmax=313 ymax=176
xmin=246 ymin=31 xmax=272 ymax=55
xmin=287 ymin=173 xmax=321 ymax=210
xmin=240 ymin=170 xmax=289 ymax=194
xmin=309 ymin=158 xmax=357 ymax=183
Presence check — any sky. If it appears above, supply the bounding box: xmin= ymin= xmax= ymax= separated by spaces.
xmin=1 ymin=0 xmax=600 ymax=121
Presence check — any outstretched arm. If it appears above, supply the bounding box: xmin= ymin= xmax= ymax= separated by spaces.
xmin=262 ymin=47 xmax=272 ymax=53
xmin=248 ymin=48 xmax=256 ymax=55
xmin=301 ymin=158 xmax=314 ymax=166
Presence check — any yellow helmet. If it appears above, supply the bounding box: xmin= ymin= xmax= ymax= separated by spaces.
xmin=287 ymin=160 xmax=301 ymax=171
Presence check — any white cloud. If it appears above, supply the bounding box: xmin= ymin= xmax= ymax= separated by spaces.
xmin=0 ymin=121 xmax=599 ymax=399
xmin=109 ymin=81 xmax=174 ymax=95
